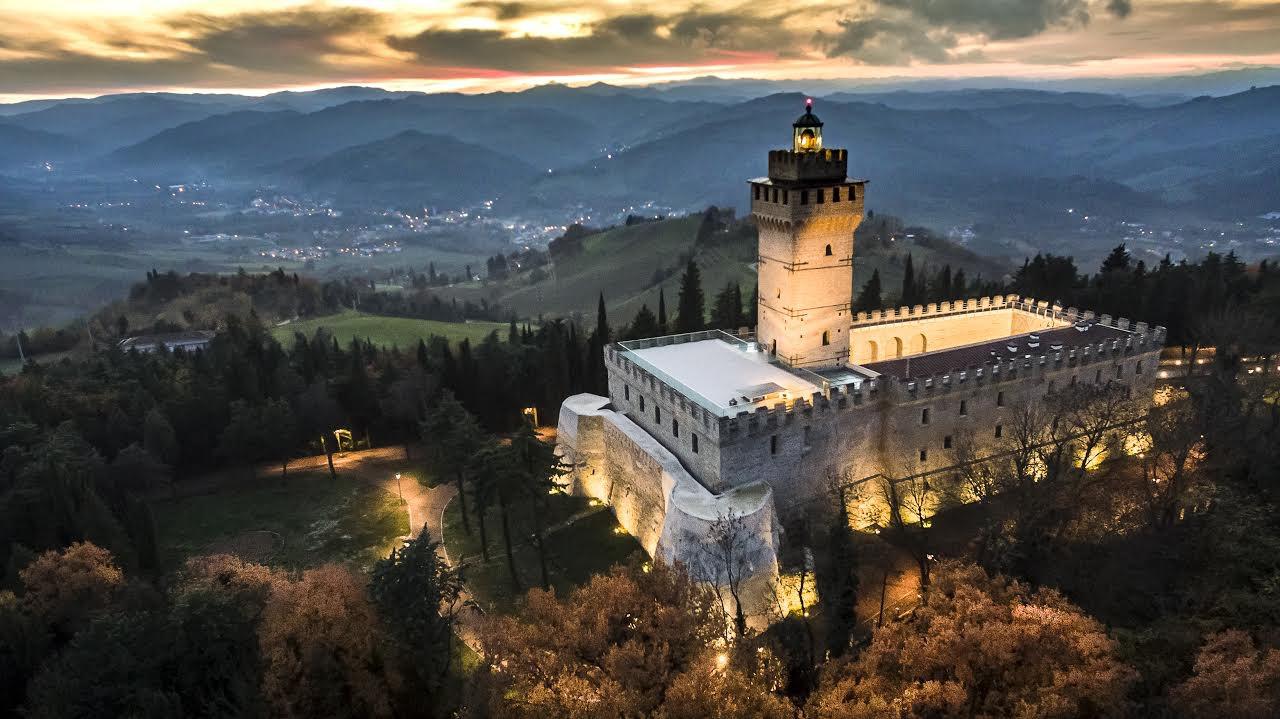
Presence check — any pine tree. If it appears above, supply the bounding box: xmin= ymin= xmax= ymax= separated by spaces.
xmin=674 ymin=260 xmax=705 ymax=333
xmin=855 ymin=269 xmax=883 ymax=312
xmin=710 ymin=282 xmax=743 ymax=330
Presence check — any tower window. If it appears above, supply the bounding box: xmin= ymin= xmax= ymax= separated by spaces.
xmin=959 ymin=399 xmax=968 ymax=416
xmin=1096 ymin=368 xmax=1103 ymax=383
xmin=825 ymin=244 xmax=833 ymax=256
xmin=832 ymin=187 xmax=841 ymax=202
xmin=782 ymin=191 xmax=788 ymax=205
xmin=624 ymin=385 xmax=630 ymax=400
xmin=919 ymin=449 xmax=928 ymax=462
xmin=822 ymin=331 xmax=830 ymax=346
xmin=995 ymin=424 xmax=1003 ymax=438
xmin=944 ymin=435 xmax=953 ymax=449
xmin=996 ymin=391 xmax=1005 ymax=407
xmin=753 ymin=185 xmax=760 ymax=200
xmin=800 ymin=190 xmax=808 ymax=205
xmin=640 ymin=396 xmax=645 ymax=412
xmin=816 ymin=189 xmax=825 ymax=204
xmin=672 ymin=419 xmax=679 ymax=437
xmin=1136 ymin=360 xmax=1143 ymax=375
xmin=692 ymin=433 xmax=699 ymax=453
xmin=1116 ymin=364 xmax=1124 ymax=379
xmin=770 ymin=435 xmax=778 ymax=455
xmin=921 ymin=408 xmax=930 ymax=425
xmin=655 ymin=406 xmax=661 ymax=423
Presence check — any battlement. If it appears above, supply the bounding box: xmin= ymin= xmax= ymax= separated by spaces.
xmin=768 ymin=148 xmax=848 ymax=183
xmin=713 ymin=317 xmax=1166 ymax=435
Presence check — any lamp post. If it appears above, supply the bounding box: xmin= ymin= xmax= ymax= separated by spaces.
xmin=395 ymin=472 xmax=403 ymax=501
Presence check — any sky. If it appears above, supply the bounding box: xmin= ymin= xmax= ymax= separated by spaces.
xmin=1 ymin=0 xmax=1278 ymax=101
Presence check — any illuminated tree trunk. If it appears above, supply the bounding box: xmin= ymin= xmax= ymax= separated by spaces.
xmin=320 ymin=435 xmax=337 ymax=480
xmin=498 ymin=488 xmax=520 ymax=592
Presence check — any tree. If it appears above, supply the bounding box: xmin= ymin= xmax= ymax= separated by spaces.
xmin=297 ymin=381 xmax=342 ymax=480
xmin=369 ymin=530 xmax=463 ymax=713
xmin=217 ymin=400 xmax=269 ymax=476
xmin=627 ymin=304 xmax=660 ymax=339
xmin=1169 ymin=630 xmax=1280 ymax=719
xmin=259 ymin=398 xmax=297 ymax=478
xmin=808 ymin=562 xmax=1137 ymax=719
xmin=675 ymin=260 xmax=706 ymax=332
xmin=658 ymin=287 xmax=669 ymax=333
xmin=710 ymin=282 xmax=744 ymax=331
xmin=468 ymin=440 xmax=521 ymax=590
xmin=693 ymin=510 xmax=752 ymax=638
xmin=421 ymin=391 xmax=484 ymax=536
xmin=816 ymin=479 xmax=859 ymax=658
xmin=142 ymin=408 xmax=179 ymax=467
xmin=19 ymin=543 xmax=123 ymax=640
xmin=475 ymin=562 xmax=788 ymax=718
xmin=854 ymin=270 xmax=882 ymax=313
xmin=900 ymin=253 xmax=919 ymax=306
xmin=508 ymin=422 xmax=568 ymax=590
xmin=259 ymin=564 xmax=397 ymax=719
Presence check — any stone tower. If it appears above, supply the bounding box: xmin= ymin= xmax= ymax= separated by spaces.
xmin=751 ymin=99 xmax=866 ymax=368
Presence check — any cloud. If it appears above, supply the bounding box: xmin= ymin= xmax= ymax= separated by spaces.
xmin=820 ymin=0 xmax=1109 ymax=64
xmin=387 ymin=9 xmax=793 ymax=73
xmin=1107 ymin=0 xmax=1133 ymax=18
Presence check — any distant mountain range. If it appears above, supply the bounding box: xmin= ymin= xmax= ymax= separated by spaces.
xmin=1 ymin=72 xmax=1277 ymax=230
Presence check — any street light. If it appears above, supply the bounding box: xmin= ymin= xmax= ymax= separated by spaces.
xmin=395 ymin=472 xmax=403 ymax=501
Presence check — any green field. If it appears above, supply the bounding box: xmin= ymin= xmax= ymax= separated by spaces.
xmin=155 ymin=472 xmax=409 ymax=570
xmin=271 ymin=310 xmax=508 ymax=349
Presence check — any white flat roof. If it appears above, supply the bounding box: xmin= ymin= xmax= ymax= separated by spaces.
xmin=626 ymin=338 xmax=820 ymax=415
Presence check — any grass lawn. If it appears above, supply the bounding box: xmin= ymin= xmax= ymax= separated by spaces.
xmin=442 ymin=493 xmax=644 ymax=612
xmin=271 ymin=310 xmax=507 ymax=350
xmin=155 ymin=472 xmax=409 ymax=571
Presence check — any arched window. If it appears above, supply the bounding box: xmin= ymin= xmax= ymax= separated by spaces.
xmin=867 ymin=340 xmax=879 ymax=362
xmin=771 ymin=339 xmax=777 ymax=356
xmin=824 ymin=244 xmax=833 ymax=256
xmin=822 ymin=331 xmax=830 ymax=346
xmin=893 ymin=337 xmax=904 ymax=358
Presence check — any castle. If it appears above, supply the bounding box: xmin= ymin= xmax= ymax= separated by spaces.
xmin=556 ymin=101 xmax=1165 ymax=609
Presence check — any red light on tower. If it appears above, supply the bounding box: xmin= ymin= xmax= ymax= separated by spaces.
xmin=806 ymin=97 xmax=813 ymax=109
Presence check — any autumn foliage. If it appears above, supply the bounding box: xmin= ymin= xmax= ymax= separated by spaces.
xmin=808 ymin=561 xmax=1137 ymax=719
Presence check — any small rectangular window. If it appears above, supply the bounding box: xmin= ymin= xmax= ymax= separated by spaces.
xmin=803 ymin=425 xmax=811 ymax=447
xmin=672 ymin=419 xmax=679 ymax=437
xmin=692 ymin=433 xmax=699 ymax=453
xmin=1116 ymin=364 xmax=1123 ymax=379
xmin=782 ymin=191 xmax=788 ymax=205
xmin=753 ymin=185 xmax=760 ymax=200
xmin=995 ymin=424 xmax=1003 ymax=438
xmin=943 ymin=435 xmax=953 ymax=449
xmin=624 ymin=385 xmax=630 ymax=400
xmin=919 ymin=449 xmax=928 ymax=462
xmin=1096 ymin=368 xmax=1103 ymax=383
xmin=996 ymin=391 xmax=1005 ymax=407
xmin=655 ymin=406 xmax=661 ymax=423
xmin=1136 ymin=361 xmax=1143 ymax=375
xmin=921 ymin=408 xmax=930 ymax=425
xmin=959 ymin=400 xmax=967 ymax=416
xmin=832 ymin=186 xmax=841 ymax=202
xmin=800 ymin=190 xmax=808 ymax=205
xmin=639 ymin=396 xmax=645 ymax=412
xmin=816 ymin=189 xmax=825 ymax=204
xmin=770 ymin=435 xmax=778 ymax=455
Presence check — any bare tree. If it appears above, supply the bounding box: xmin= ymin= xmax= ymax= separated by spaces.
xmin=692 ymin=510 xmax=753 ymax=639
xmin=1140 ymin=396 xmax=1209 ymax=529
xmin=879 ymin=474 xmax=935 ymax=594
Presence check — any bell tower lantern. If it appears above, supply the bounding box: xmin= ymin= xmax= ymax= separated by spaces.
xmin=793 ymin=98 xmax=823 ymax=153
xmin=750 ymin=99 xmax=866 ymax=369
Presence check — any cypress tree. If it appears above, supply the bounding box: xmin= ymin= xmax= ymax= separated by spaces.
xmin=657 ymin=288 xmax=668 ymax=333
xmin=855 ymin=269 xmax=883 ymax=312
xmin=901 ymin=254 xmax=918 ymax=306
xmin=674 ymin=260 xmax=705 ymax=333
